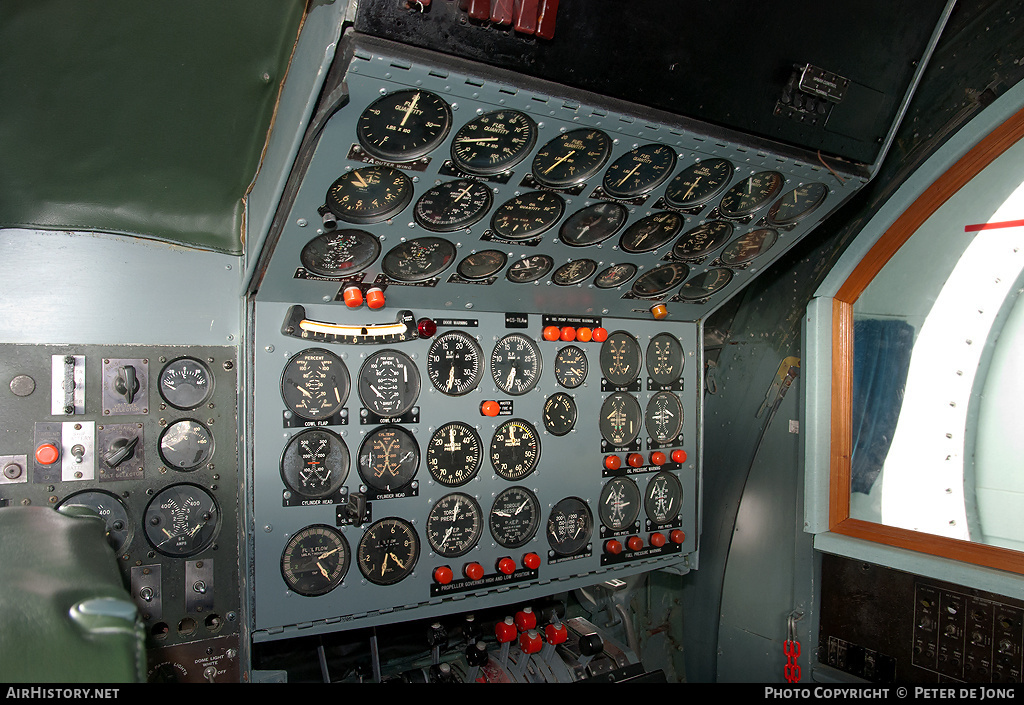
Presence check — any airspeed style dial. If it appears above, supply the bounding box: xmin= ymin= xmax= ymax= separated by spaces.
xmin=427 ymin=330 xmax=483 ymax=396
xmin=357 ymin=517 xmax=420 ymax=586
xmin=490 ymin=333 xmax=542 ymax=395
xmin=489 ymin=486 xmax=540 ymax=549
xmin=450 ymin=109 xmax=537 ymax=176
xmin=280 ymin=429 xmax=349 ymax=499
xmin=356 ymin=89 xmax=452 ymax=162
xmin=426 ymin=422 xmax=482 ymax=487
xmin=281 ymin=348 xmax=350 ymax=420
xmin=281 ymin=525 xmax=350 ymax=597
xmin=426 ymin=493 xmax=484 ymax=558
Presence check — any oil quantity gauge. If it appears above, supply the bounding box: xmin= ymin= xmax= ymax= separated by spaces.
xmin=356 ymin=89 xmax=452 ymax=162
xmin=281 ymin=525 xmax=350 ymax=597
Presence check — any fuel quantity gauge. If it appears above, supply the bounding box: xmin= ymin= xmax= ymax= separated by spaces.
xmin=532 ymin=129 xmax=612 ymax=188
xmin=356 ymin=89 xmax=452 ymax=162
xmin=601 ymin=144 xmax=677 ymax=199
xmin=718 ymin=171 xmax=784 ymax=219
xmin=450 ymin=109 xmax=537 ymax=176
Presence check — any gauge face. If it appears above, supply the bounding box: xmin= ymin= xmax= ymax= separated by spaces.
xmin=663 ymin=158 xmax=734 ymax=209
xmin=490 ymin=333 xmax=542 ymax=395
xmin=676 ymin=268 xmax=734 ymax=300
xmin=380 ymin=236 xmax=457 ymax=282
xmin=281 ymin=525 xmax=350 ymax=597
xmin=645 ymin=391 xmax=684 ymax=444
xmin=426 ymin=421 xmax=483 ymax=487
xmin=551 ymin=258 xmax=597 ymax=286
xmin=630 ymin=262 xmax=689 ymax=298
xmin=450 ymin=109 xmax=538 ymax=175
xmin=559 ymin=202 xmax=628 ymax=247
xmin=357 ymin=517 xmax=420 ymax=586
xmin=280 ymin=429 xmax=349 ymax=499
xmin=490 ymin=191 xmax=565 ymax=241
xmin=766 ymin=182 xmax=828 ymax=226
xmin=490 ymin=418 xmax=541 ymax=481
xmin=718 ymin=171 xmax=784 ymax=218
xmin=299 ymin=229 xmax=381 ymax=277
xmin=532 ymin=129 xmax=612 ymax=188
xmin=600 ymin=331 xmax=643 ymax=387
xmin=602 ymin=144 xmax=677 ymax=199
xmin=358 ymin=350 xmax=421 ymax=417
xmin=414 ymin=179 xmax=494 ymax=232
xmin=143 ymin=484 xmax=219 ymax=557
xmin=358 ymin=426 xmax=419 ymax=492
xmin=159 ymin=420 xmax=214 ymax=470
xmin=720 ymin=228 xmax=778 ymax=266
xmin=547 ymin=497 xmax=593 ymax=556
xmin=326 ymin=165 xmax=415 ymax=224
xmin=645 ymin=472 xmax=683 ymax=525
xmin=356 ymin=89 xmax=452 ymax=162
xmin=58 ymin=490 xmax=132 ymax=553
xmin=618 ymin=211 xmax=684 ymax=253
xmin=599 ymin=392 xmax=643 ymax=447
xmin=281 ymin=348 xmax=350 ymax=420
xmin=599 ymin=477 xmax=641 ymax=532
xmin=542 ymin=392 xmax=577 ymax=437
xmin=671 ymin=220 xmax=734 ymax=260
xmin=427 ymin=492 xmax=484 ymax=558
xmin=427 ymin=330 xmax=483 ymax=396
xmin=457 ymin=249 xmax=507 ymax=280
xmin=506 ymin=254 xmax=554 ymax=283
xmin=159 ymin=358 xmax=213 ymax=410
xmin=554 ymin=345 xmax=588 ymax=389
xmin=594 ymin=263 xmax=638 ymax=289
xmin=646 ymin=333 xmax=684 ymax=386
xmin=489 ymin=486 xmax=540 ymax=549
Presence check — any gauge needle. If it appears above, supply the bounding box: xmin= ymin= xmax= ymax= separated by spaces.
xmin=317 ymin=547 xmax=340 ymax=559
xmin=514 ymin=500 xmax=529 ymax=514
xmin=543 ymin=150 xmax=576 ymax=174
xmin=682 ymin=176 xmax=701 ymax=200
xmin=353 ymin=171 xmax=369 ymax=188
xmin=297 ymin=385 xmax=311 ymax=397
xmin=505 ymin=368 xmax=516 ymax=388
xmin=389 ymin=552 xmax=406 ymax=569
xmin=381 ymin=552 xmax=389 ymax=574
xmin=400 ymin=92 xmax=420 ymax=127
xmin=459 ymin=137 xmax=498 ymax=143
xmin=318 ymin=562 xmax=329 ymax=580
xmin=447 ymin=365 xmax=456 ymax=391
xmin=441 ymin=527 xmax=453 ymax=547
xmin=453 ymin=184 xmax=473 ymax=202
xmin=615 ymin=163 xmax=641 ymax=187
xmin=370 ymin=384 xmax=384 ymax=398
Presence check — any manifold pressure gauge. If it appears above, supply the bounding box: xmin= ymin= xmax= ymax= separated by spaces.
xmin=490 ymin=419 xmax=541 ymax=481
xmin=281 ymin=525 xmax=350 ymax=597
xmin=356 ymin=89 xmax=452 ymax=162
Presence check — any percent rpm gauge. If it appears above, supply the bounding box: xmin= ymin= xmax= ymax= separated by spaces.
xmin=450 ymin=109 xmax=537 ymax=176
xmin=491 ymin=333 xmax=543 ymax=395
xmin=601 ymin=144 xmax=677 ymax=199
xmin=413 ymin=179 xmax=493 ymax=232
xmin=356 ymin=89 xmax=452 ymax=162
xmin=533 ymin=128 xmax=612 ymax=188
xmin=281 ymin=525 xmax=350 ymax=597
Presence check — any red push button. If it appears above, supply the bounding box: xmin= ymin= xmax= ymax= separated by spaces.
xmin=417 ymin=318 xmax=437 ymax=338
xmin=575 ymin=327 xmax=592 ymax=342
xmin=560 ymin=326 xmax=576 ymax=342
xmin=671 ymin=449 xmax=688 ymax=464
xmin=605 ymin=539 xmax=623 ymax=555
xmin=497 ymin=557 xmax=516 ymax=575
xmin=35 ymin=443 xmax=60 ymax=466
xmin=464 ymin=562 xmax=485 ymax=581
xmin=522 ymin=552 xmax=541 ymax=570
xmin=670 ymin=530 xmax=686 ymax=544
xmin=604 ymin=455 xmax=622 ymax=471
xmin=366 ymin=287 xmax=385 ymax=309
xmin=627 ymin=536 xmax=643 ymax=551
xmin=650 ymin=532 xmax=666 ymax=547
xmin=481 ymin=400 xmax=501 ymax=417
xmin=342 ymin=285 xmax=363 ymax=308
xmin=433 ymin=566 xmax=454 ymax=585
xmin=591 ymin=327 xmax=608 ymax=342
xmin=543 ymin=326 xmax=561 ymax=341
xmin=650 ymin=451 xmax=667 ymax=466
xmin=627 ymin=453 xmax=645 ymax=468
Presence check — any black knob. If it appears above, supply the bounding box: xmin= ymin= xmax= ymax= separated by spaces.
xmin=463 ymin=613 xmax=481 ymax=641
xmin=467 ymin=640 xmax=488 ymax=667
xmin=579 ymin=633 xmax=603 ymax=657
xmin=427 ymin=622 xmax=448 ymax=647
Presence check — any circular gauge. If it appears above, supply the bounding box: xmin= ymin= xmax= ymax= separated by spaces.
xmin=280 ymin=428 xmax=349 ymax=499
xmin=490 ymin=333 xmax=542 ymax=395
xmin=618 ymin=211 xmax=684 ymax=254
xmin=720 ymin=228 xmax=779 ymax=267
xmin=671 ymin=221 xmax=734 ymax=260
xmin=426 ymin=421 xmax=483 ymax=487
xmin=358 ymin=350 xmax=420 ymax=417
xmin=676 ymin=268 xmax=734 ymax=301
xmin=645 ymin=472 xmax=683 ymax=525
xmin=599 ymin=392 xmax=643 ymax=447
xmin=551 ymin=258 xmax=597 ymax=286
xmin=356 ymin=89 xmax=452 ymax=162
xmin=546 ymin=497 xmax=593 ymax=557
xmin=457 ymin=250 xmax=507 ymax=281
xmin=490 ymin=191 xmax=565 ymax=241
xmin=281 ymin=525 xmax=350 ymax=597
xmin=599 ymin=477 xmax=641 ymax=532
xmin=450 ymin=109 xmax=538 ymax=176
xmin=594 ymin=263 xmax=638 ymax=289
xmin=357 ymin=517 xmax=420 ymax=586
xmin=506 ymin=254 xmax=554 ymax=283
xmin=645 ymin=392 xmax=684 ymax=444
xmin=358 ymin=425 xmax=419 ymax=492
xmin=663 ymin=158 xmax=734 ymax=209
xmin=414 ymin=179 xmax=493 ymax=232
xmin=299 ymin=229 xmax=381 ymax=277
xmin=630 ymin=262 xmax=690 ymax=298
xmin=646 ymin=333 xmax=684 ymax=386
xmin=325 ymin=165 xmax=414 ymax=225
xmin=602 ymin=144 xmax=677 ymax=199
xmin=554 ymin=345 xmax=588 ymax=389
xmin=532 ymin=129 xmax=612 ymax=188
xmin=559 ymin=202 xmax=628 ymax=247
xmin=427 ymin=330 xmax=483 ymax=396
xmin=57 ymin=490 xmax=132 ymax=553
xmin=143 ymin=484 xmax=219 ymax=557
xmin=600 ymin=331 xmax=643 ymax=387
xmin=159 ymin=420 xmax=214 ymax=471
xmin=159 ymin=358 xmax=213 ymax=410
xmin=426 ymin=492 xmax=484 ymax=558
xmin=490 ymin=486 xmax=540 ymax=549
xmin=490 ymin=418 xmax=541 ymax=481
xmin=281 ymin=348 xmax=350 ymax=420
xmin=718 ymin=171 xmax=784 ymax=219
xmin=542 ymin=392 xmax=577 ymax=437
xmin=381 ymin=236 xmax=457 ymax=282
xmin=766 ymin=182 xmax=828 ymax=226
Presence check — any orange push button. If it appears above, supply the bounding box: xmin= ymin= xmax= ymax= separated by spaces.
xmin=575 ymin=327 xmax=592 ymax=342
xmin=342 ymin=285 xmax=363 ymax=308
xmin=592 ymin=327 xmax=608 ymax=342
xmin=35 ymin=443 xmax=60 ymax=466
xmin=481 ymin=400 xmax=501 ymax=417
xmin=560 ymin=327 xmax=576 ymax=342
xmin=366 ymin=287 xmax=385 ymax=309
xmin=650 ymin=451 xmax=667 ymax=466
xmin=543 ymin=326 xmax=561 ymax=341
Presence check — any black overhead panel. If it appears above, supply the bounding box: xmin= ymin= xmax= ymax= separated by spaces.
xmin=356 ymin=0 xmax=950 ymax=167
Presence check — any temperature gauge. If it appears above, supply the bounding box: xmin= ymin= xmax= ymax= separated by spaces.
xmin=159 ymin=357 xmax=213 ymax=410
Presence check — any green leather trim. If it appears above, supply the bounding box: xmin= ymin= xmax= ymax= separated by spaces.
xmin=0 ymin=1 xmax=306 ymax=254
